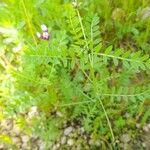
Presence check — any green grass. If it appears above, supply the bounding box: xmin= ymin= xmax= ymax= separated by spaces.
xmin=0 ymin=0 xmax=150 ymax=149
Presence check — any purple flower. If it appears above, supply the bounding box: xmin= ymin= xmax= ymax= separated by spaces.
xmin=36 ymin=24 xmax=50 ymax=41
xmin=41 ymin=31 xmax=50 ymax=40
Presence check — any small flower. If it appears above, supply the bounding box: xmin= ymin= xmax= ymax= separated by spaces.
xmin=41 ymin=24 xmax=48 ymax=32
xmin=41 ymin=32 xmax=50 ymax=40
xmin=36 ymin=24 xmax=50 ymax=41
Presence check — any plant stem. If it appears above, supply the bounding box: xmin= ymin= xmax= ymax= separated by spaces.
xmin=74 ymin=0 xmax=88 ymax=49
xmin=98 ymin=99 xmax=115 ymax=143
xmin=21 ymin=0 xmax=37 ymax=47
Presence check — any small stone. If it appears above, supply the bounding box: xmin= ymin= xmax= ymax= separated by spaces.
xmin=61 ymin=136 xmax=66 ymax=144
xmin=22 ymin=143 xmax=29 ymax=149
xmin=80 ymin=127 xmax=85 ymax=134
xmin=52 ymin=145 xmax=57 ymax=150
xmin=67 ymin=139 xmax=74 ymax=146
xmin=83 ymin=135 xmax=87 ymax=140
xmin=56 ymin=111 xmax=63 ymax=117
xmin=136 ymin=124 xmax=141 ymax=128
xmin=64 ymin=126 xmax=73 ymax=136
xmin=148 ymin=123 xmax=150 ymax=129
xmin=89 ymin=139 xmax=94 ymax=145
xmin=21 ymin=135 xmax=30 ymax=143
xmin=115 ymin=140 xmax=120 ymax=143
xmin=13 ymin=125 xmax=21 ymax=135
xmin=38 ymin=140 xmax=45 ymax=150
xmin=142 ymin=142 xmax=146 ymax=147
xmin=0 ymin=144 xmax=4 ymax=149
xmin=143 ymin=126 xmax=149 ymax=132
xmin=120 ymin=134 xmax=131 ymax=143
xmin=39 ymin=143 xmax=45 ymax=150
xmin=56 ymin=143 xmax=60 ymax=148
xmin=1 ymin=119 xmax=13 ymax=131
xmin=12 ymin=137 xmax=22 ymax=147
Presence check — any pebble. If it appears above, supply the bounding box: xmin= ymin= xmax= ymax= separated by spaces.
xmin=0 ymin=144 xmax=4 ymax=149
xmin=115 ymin=140 xmax=120 ymax=143
xmin=12 ymin=125 xmax=21 ymax=135
xmin=148 ymin=123 xmax=150 ymax=129
xmin=136 ymin=123 xmax=141 ymax=128
xmin=38 ymin=140 xmax=45 ymax=150
xmin=142 ymin=142 xmax=146 ymax=147
xmin=56 ymin=111 xmax=63 ymax=117
xmin=56 ymin=143 xmax=60 ymax=148
xmin=61 ymin=136 xmax=67 ymax=144
xmin=1 ymin=119 xmax=13 ymax=131
xmin=12 ymin=137 xmax=22 ymax=147
xmin=143 ymin=126 xmax=149 ymax=132
xmin=89 ymin=139 xmax=94 ymax=145
xmin=67 ymin=139 xmax=74 ymax=146
xmin=52 ymin=145 xmax=57 ymax=150
xmin=12 ymin=136 xmax=21 ymax=143
xmin=120 ymin=134 xmax=131 ymax=143
xmin=64 ymin=126 xmax=73 ymax=136
xmin=21 ymin=135 xmax=30 ymax=143
xmin=21 ymin=143 xmax=29 ymax=149
xmin=80 ymin=127 xmax=85 ymax=133
xmin=39 ymin=143 xmax=45 ymax=150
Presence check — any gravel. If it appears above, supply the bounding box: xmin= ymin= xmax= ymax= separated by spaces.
xmin=64 ymin=126 xmax=73 ymax=136
xmin=61 ymin=136 xmax=67 ymax=144
xmin=67 ymin=139 xmax=74 ymax=146
xmin=120 ymin=134 xmax=131 ymax=143
xmin=0 ymin=117 xmax=150 ymax=149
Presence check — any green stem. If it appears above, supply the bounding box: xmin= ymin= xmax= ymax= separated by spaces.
xmin=21 ymin=0 xmax=37 ymax=47
xmin=98 ymin=99 xmax=115 ymax=143
xmin=74 ymin=1 xmax=88 ymax=49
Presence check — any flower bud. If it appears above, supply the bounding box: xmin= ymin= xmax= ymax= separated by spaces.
xmin=36 ymin=32 xmax=41 ymax=38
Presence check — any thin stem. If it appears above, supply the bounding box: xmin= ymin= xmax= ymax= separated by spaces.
xmin=21 ymin=0 xmax=37 ymax=47
xmin=97 ymin=91 xmax=148 ymax=97
xmin=75 ymin=2 xmax=88 ymax=49
xmin=57 ymin=100 xmax=95 ymax=107
xmin=98 ymin=99 xmax=115 ymax=143
xmin=94 ymin=52 xmax=142 ymax=64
